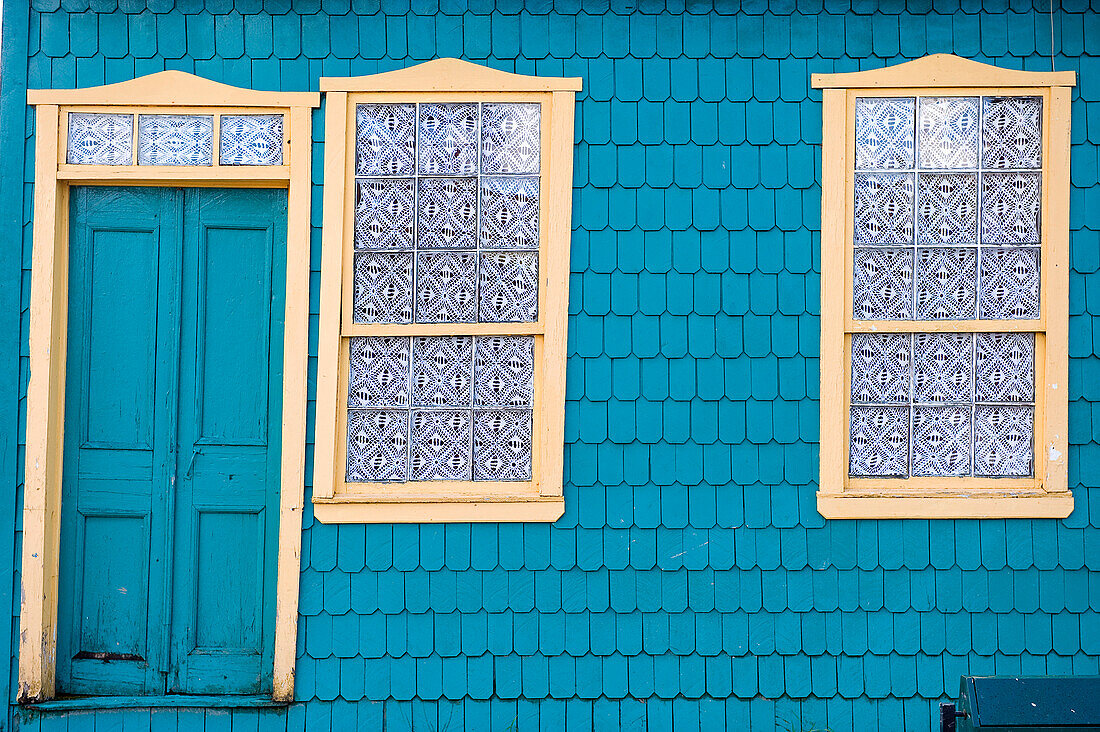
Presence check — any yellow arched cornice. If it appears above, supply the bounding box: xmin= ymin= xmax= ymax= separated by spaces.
xmin=812 ymin=53 xmax=1076 ymax=89
xmin=28 ymin=70 xmax=319 ymax=107
xmin=320 ymin=57 xmax=582 ymax=92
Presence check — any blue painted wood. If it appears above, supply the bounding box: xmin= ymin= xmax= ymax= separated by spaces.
xmin=59 ymin=187 xmax=284 ymax=698
xmin=170 ymin=189 xmax=285 ymax=695
xmin=9 ymin=4 xmax=1100 ymax=731
xmin=0 ymin=0 xmax=28 ymax=723
xmin=59 ymin=186 xmax=180 ymax=695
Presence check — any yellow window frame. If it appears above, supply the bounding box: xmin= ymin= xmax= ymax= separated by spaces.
xmin=812 ymin=55 xmax=1076 ymax=520
xmin=312 ymin=59 xmax=580 ymax=523
xmin=21 ymin=72 xmax=319 ymax=702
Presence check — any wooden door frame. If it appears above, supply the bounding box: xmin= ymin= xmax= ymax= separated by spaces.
xmin=21 ymin=72 xmax=318 ymax=703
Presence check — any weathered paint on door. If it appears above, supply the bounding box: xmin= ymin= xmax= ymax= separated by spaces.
xmin=57 ymin=186 xmax=286 ymax=697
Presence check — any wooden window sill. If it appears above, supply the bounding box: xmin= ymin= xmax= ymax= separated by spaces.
xmin=817 ymin=490 xmax=1073 ymax=519
xmin=23 ymin=695 xmax=290 ymax=712
xmin=312 ymin=496 xmax=565 ymax=523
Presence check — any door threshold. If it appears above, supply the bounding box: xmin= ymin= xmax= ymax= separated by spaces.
xmin=24 ymin=695 xmax=290 ymax=712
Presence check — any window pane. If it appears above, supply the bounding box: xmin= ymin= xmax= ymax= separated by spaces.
xmin=974 ymin=405 xmax=1034 ymax=477
xmin=355 ymin=178 xmax=415 ymax=250
xmin=979 ymin=247 xmax=1041 ymax=319
xmin=138 ymin=114 xmax=213 ymax=166
xmin=348 ymin=336 xmax=411 ymax=408
xmin=415 ymin=250 xmax=478 ymax=323
xmin=219 ymin=114 xmax=284 ymax=166
xmin=474 ymin=410 xmax=533 ymax=481
xmin=982 ymin=96 xmax=1042 ymax=170
xmin=417 ymin=177 xmax=478 ymax=249
xmin=855 ymin=97 xmax=915 ymax=171
xmin=68 ymin=112 xmax=133 ymax=165
xmin=480 ymin=176 xmax=540 ymax=249
xmin=912 ymin=333 xmax=973 ymax=404
xmin=916 ymin=173 xmax=978 ymax=245
xmin=853 ymin=173 xmax=914 ymax=245
xmin=418 ymin=103 xmax=479 ymax=176
xmin=409 ymin=410 xmax=473 ymax=481
xmin=346 ymin=410 xmax=409 ymax=482
xmin=411 ymin=336 xmax=474 ymax=407
xmin=850 ymin=333 xmax=910 ymax=405
xmin=914 ymin=247 xmax=978 ymax=320
xmin=917 ymin=96 xmax=980 ymax=170
xmin=478 ymin=251 xmax=539 ymax=323
xmin=353 ymin=251 xmax=414 ymax=324
xmin=975 ymin=333 xmax=1035 ymax=402
xmin=356 ymin=103 xmax=416 ymax=176
xmin=852 ymin=247 xmax=914 ymax=320
xmin=912 ymin=406 xmax=972 ymax=476
xmin=849 ymin=406 xmax=910 ymax=477
xmin=474 ymin=336 xmax=535 ymax=408
xmin=981 ymin=172 xmax=1041 ymax=245
xmin=481 ymin=103 xmax=541 ymax=174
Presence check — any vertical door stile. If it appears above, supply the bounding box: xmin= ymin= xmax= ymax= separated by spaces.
xmin=156 ymin=188 xmax=186 ymax=685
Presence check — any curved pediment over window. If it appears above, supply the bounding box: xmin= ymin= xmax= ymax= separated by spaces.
xmin=812 ymin=53 xmax=1076 ymax=90
xmin=320 ymin=57 xmax=582 ymax=92
xmin=28 ymin=69 xmax=319 ymax=107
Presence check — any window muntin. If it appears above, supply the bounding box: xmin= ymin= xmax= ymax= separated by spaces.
xmin=849 ymin=331 xmax=1037 ymax=478
xmin=851 ymin=95 xmax=1042 ymax=325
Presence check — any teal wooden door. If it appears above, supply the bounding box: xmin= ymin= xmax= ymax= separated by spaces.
xmin=58 ymin=186 xmax=285 ymax=697
xmin=169 ymin=189 xmax=284 ymax=694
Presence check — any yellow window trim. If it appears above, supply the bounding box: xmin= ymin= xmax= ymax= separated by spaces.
xmin=21 ymin=71 xmax=319 ymax=702
xmin=313 ymin=59 xmax=580 ymax=523
xmin=812 ymin=55 xmax=1075 ymax=520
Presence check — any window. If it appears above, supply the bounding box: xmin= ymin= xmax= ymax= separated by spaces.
xmin=312 ymin=59 xmax=580 ymax=523
xmin=21 ymin=72 xmax=317 ymax=702
xmin=813 ymin=55 xmax=1075 ymax=519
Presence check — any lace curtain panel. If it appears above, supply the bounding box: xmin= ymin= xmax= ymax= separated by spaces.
xmin=849 ymin=95 xmax=1042 ymax=479
xmin=66 ymin=112 xmax=285 ymax=166
xmin=347 ymin=102 xmax=542 ymax=483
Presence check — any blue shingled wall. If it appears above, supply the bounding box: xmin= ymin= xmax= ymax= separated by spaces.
xmin=4 ymin=0 xmax=1100 ymax=730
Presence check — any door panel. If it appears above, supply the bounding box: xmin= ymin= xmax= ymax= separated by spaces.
xmin=197 ymin=224 xmax=271 ymax=445
xmin=83 ymin=228 xmax=158 ymax=449
xmin=59 ymin=186 xmax=180 ymax=695
xmin=59 ymin=186 xmax=285 ymax=697
xmin=77 ymin=515 xmax=150 ymax=656
xmin=193 ymin=510 xmax=263 ymax=651
xmin=170 ymin=188 xmax=285 ymax=695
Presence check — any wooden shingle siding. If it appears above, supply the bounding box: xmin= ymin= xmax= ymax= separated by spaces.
xmin=5 ymin=0 xmax=1100 ymax=730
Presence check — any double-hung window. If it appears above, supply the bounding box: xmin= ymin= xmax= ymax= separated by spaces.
xmin=814 ymin=55 xmax=1075 ymax=518
xmin=312 ymin=60 xmax=580 ymax=522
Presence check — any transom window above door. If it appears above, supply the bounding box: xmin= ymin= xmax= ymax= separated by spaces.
xmin=312 ymin=59 xmax=580 ymax=523
xmin=66 ymin=111 xmax=286 ymax=166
